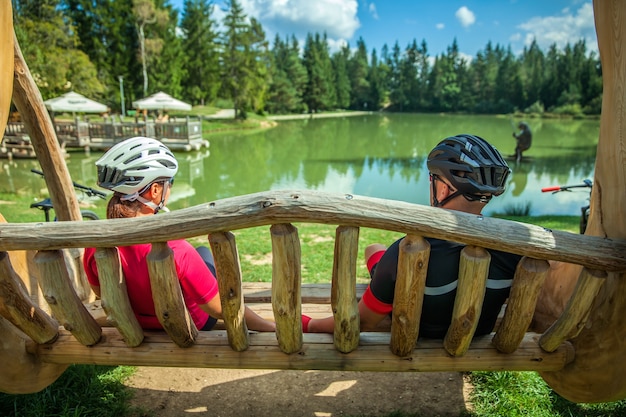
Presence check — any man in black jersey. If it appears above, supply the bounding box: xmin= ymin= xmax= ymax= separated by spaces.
xmin=304 ymin=134 xmax=521 ymax=338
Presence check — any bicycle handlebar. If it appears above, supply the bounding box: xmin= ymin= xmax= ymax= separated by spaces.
xmin=541 ymin=180 xmax=593 ymax=193
xmin=31 ymin=169 xmax=107 ymax=199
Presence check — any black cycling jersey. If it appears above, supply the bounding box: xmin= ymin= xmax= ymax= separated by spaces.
xmin=369 ymin=237 xmax=522 ymax=339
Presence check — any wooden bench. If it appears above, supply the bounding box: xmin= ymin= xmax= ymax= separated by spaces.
xmin=2 ymin=190 xmax=624 ymax=395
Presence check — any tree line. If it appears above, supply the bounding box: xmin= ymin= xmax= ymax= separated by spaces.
xmin=13 ymin=0 xmax=602 ymax=119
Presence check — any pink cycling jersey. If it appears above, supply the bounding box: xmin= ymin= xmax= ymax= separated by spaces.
xmin=84 ymin=240 xmax=219 ymax=330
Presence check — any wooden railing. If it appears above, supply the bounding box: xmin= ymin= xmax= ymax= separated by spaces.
xmin=1 ymin=190 xmax=625 ymax=376
xmin=4 ymin=117 xmax=205 ymax=152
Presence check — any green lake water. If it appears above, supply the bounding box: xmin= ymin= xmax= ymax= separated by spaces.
xmin=1 ymin=113 xmax=599 ymax=217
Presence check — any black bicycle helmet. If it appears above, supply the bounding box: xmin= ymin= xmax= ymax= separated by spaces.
xmin=427 ymin=134 xmax=510 ymax=205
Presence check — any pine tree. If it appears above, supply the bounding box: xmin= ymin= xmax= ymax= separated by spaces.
xmin=302 ymin=33 xmax=334 ymax=113
xmin=221 ymin=0 xmax=269 ymax=119
xmin=349 ymin=37 xmax=370 ymax=110
xmin=150 ymin=2 xmax=185 ymax=99
xmin=180 ymin=0 xmax=221 ymax=105
xmin=332 ymin=45 xmax=351 ymax=109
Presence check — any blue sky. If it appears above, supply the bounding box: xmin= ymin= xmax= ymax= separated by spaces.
xmin=169 ymin=0 xmax=597 ymax=59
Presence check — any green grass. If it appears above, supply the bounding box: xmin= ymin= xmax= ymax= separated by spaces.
xmin=468 ymin=371 xmax=626 ymax=417
xmin=2 ymin=213 xmax=624 ymax=416
xmin=0 ymin=365 xmax=136 ymax=417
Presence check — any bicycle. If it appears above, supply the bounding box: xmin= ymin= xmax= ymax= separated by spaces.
xmin=541 ymin=179 xmax=593 ymax=234
xmin=30 ymin=169 xmax=107 ymax=221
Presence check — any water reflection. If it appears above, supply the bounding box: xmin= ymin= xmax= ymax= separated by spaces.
xmin=0 ymin=114 xmax=598 ymax=217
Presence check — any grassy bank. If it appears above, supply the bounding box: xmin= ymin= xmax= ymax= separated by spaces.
xmin=3 ymin=211 xmax=626 ymax=416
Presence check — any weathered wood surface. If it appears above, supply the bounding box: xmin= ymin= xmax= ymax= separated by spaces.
xmin=240 ymin=282 xmax=368 ymax=304
xmin=493 ymin=257 xmax=549 ymax=353
xmin=31 ymin=328 xmax=575 ymax=373
xmin=331 ymin=226 xmax=360 ymax=353
xmin=0 ymin=190 xmax=624 ymax=272
xmin=270 ymin=223 xmax=303 ymax=354
xmin=0 ymin=251 xmax=59 ymax=344
xmin=539 ymin=267 xmax=607 ymax=352
xmin=34 ymin=250 xmax=101 ymax=346
xmin=209 ymin=232 xmax=249 ymax=351
xmin=444 ymin=246 xmax=490 ymax=356
xmin=390 ymin=234 xmax=429 ymax=357
xmin=0 ymin=0 xmax=12 ymax=137
xmin=94 ymin=247 xmax=144 ymax=347
xmin=147 ymin=242 xmax=197 ymax=347
xmin=12 ymin=34 xmax=80 ymax=223
xmin=535 ymin=0 xmax=626 ymax=403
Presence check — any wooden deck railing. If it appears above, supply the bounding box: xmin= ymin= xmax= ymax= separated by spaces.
xmin=1 ymin=190 xmax=625 ymax=375
xmin=3 ymin=117 xmax=206 ymax=152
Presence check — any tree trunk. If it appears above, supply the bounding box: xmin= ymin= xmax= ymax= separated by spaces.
xmin=534 ymin=0 xmax=626 ymax=403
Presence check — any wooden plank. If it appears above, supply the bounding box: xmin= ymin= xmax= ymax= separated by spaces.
xmin=241 ymin=282 xmax=368 ymax=304
xmin=31 ymin=328 xmax=575 ymax=373
xmin=1 ymin=191 xmax=624 ymax=271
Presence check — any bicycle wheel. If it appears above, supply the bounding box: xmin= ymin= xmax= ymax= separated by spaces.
xmin=80 ymin=210 xmax=100 ymax=220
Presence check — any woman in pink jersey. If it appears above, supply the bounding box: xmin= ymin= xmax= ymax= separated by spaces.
xmin=83 ymin=136 xmax=275 ymax=332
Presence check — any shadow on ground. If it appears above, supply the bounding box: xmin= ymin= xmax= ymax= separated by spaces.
xmin=126 ymin=367 xmax=469 ymax=417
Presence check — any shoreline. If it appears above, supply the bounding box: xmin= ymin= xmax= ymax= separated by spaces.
xmin=266 ymin=110 xmax=374 ymax=121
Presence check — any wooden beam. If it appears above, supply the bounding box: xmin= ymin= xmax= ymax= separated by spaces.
xmin=1 ymin=191 xmax=624 ymax=272
xmin=31 ymin=328 xmax=575 ymax=373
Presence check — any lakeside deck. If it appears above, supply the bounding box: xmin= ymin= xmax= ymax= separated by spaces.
xmin=1 ymin=116 xmax=207 ymax=158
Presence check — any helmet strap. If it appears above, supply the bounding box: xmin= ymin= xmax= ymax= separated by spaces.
xmin=434 ymin=190 xmax=463 ymax=208
xmin=431 ymin=176 xmax=462 ymax=208
xmin=134 ymin=181 xmax=171 ymax=214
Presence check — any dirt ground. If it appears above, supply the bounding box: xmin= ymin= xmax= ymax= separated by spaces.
xmin=126 ymin=367 xmax=472 ymax=417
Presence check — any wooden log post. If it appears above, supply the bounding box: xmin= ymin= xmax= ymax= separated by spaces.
xmin=12 ymin=32 xmax=91 ymax=302
xmin=0 ymin=251 xmax=59 ymax=344
xmin=539 ymin=267 xmax=607 ymax=353
xmin=444 ymin=246 xmax=490 ymax=357
xmin=34 ymin=250 xmax=101 ymax=346
xmin=94 ymin=247 xmax=144 ymax=347
xmin=0 ymin=316 xmax=68 ymax=394
xmin=270 ymin=224 xmax=303 ymax=354
xmin=0 ymin=0 xmax=12 ymax=137
xmin=493 ymin=257 xmax=549 ymax=353
xmin=331 ymin=226 xmax=360 ymax=353
xmin=390 ymin=234 xmax=430 ymax=357
xmin=147 ymin=242 xmax=197 ymax=348
xmin=535 ymin=1 xmax=626 ymax=402
xmin=209 ymin=232 xmax=249 ymax=352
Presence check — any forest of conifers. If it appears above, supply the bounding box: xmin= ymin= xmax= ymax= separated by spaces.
xmin=13 ymin=0 xmax=602 ymax=118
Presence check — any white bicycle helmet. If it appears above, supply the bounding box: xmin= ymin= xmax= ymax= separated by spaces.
xmin=96 ymin=136 xmax=178 ymax=196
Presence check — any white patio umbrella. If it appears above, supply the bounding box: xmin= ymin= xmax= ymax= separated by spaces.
xmin=44 ymin=91 xmax=108 ymax=113
xmin=132 ymin=91 xmax=192 ymax=111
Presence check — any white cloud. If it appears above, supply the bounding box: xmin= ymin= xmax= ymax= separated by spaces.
xmin=517 ymin=2 xmax=597 ymax=54
xmin=239 ymin=0 xmax=360 ymax=44
xmin=455 ymin=6 xmax=476 ymax=28
xmin=369 ymin=3 xmax=378 ymax=20
xmin=436 ymin=23 xmax=444 ymax=30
